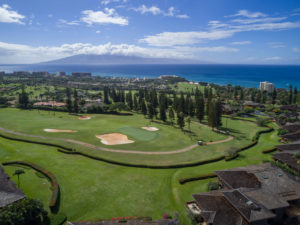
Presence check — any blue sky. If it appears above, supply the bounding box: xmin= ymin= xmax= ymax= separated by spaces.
xmin=1 ymin=0 xmax=300 ymax=64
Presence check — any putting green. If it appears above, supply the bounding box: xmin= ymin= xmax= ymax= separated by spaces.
xmin=117 ymin=126 xmax=158 ymax=141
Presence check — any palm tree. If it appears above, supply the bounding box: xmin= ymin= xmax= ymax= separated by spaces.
xmin=13 ymin=169 xmax=25 ymax=188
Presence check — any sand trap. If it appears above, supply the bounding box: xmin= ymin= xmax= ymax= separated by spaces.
xmin=96 ymin=133 xmax=134 ymax=145
xmin=44 ymin=129 xmax=77 ymax=133
xmin=141 ymin=126 xmax=159 ymax=131
xmin=78 ymin=116 xmax=91 ymax=120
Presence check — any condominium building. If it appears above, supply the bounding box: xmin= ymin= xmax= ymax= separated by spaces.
xmin=259 ymin=81 xmax=274 ymax=92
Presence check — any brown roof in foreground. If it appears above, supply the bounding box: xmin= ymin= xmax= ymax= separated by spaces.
xmin=273 ymin=153 xmax=300 ymax=171
xmin=192 ymin=192 xmax=247 ymax=225
xmin=0 ymin=166 xmax=25 ymax=208
xmin=68 ymin=219 xmax=178 ymax=225
xmin=222 ymin=189 xmax=275 ymax=223
xmin=281 ymin=131 xmax=300 ymax=142
xmin=276 ymin=143 xmax=300 ymax=151
xmin=215 ymin=170 xmax=261 ymax=189
xmin=283 ymin=123 xmax=300 ymax=133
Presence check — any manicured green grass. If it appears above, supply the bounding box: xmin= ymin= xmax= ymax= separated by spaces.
xmin=0 ymin=108 xmax=266 ymax=165
xmin=0 ymin=122 xmax=280 ymax=224
xmin=117 ymin=126 xmax=158 ymax=141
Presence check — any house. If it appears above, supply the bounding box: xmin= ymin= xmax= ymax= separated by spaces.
xmin=67 ymin=218 xmax=179 ymax=225
xmin=276 ymin=141 xmax=300 ymax=152
xmin=272 ymin=153 xmax=300 ymax=173
xmin=0 ymin=165 xmax=26 ymax=208
xmin=33 ymin=101 xmax=66 ymax=107
xmin=186 ymin=163 xmax=300 ymax=225
xmin=283 ymin=123 xmax=300 ymax=133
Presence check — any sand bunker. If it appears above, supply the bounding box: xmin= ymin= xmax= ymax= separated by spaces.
xmin=44 ymin=129 xmax=77 ymax=133
xmin=141 ymin=127 xmax=159 ymax=131
xmin=78 ymin=116 xmax=91 ymax=120
xmin=96 ymin=133 xmax=134 ymax=145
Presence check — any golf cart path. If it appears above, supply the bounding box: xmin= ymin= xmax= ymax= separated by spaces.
xmin=0 ymin=127 xmax=233 ymax=155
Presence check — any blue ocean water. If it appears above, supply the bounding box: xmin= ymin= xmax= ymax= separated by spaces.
xmin=0 ymin=64 xmax=299 ymax=88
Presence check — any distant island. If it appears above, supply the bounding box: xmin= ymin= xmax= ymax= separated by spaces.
xmin=39 ymin=54 xmax=207 ymax=65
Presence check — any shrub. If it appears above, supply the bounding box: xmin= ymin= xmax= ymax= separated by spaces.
xmin=225 ymin=147 xmax=239 ymax=160
xmin=278 ymin=128 xmax=288 ymax=136
xmin=0 ymin=198 xmax=49 ymax=225
xmin=256 ymin=117 xmax=268 ymax=127
xmin=207 ymin=181 xmax=219 ymax=191
xmin=295 ymin=153 xmax=300 ymax=159
xmin=179 ymin=173 xmax=217 ymax=184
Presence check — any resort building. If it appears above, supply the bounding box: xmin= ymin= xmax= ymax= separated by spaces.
xmin=259 ymin=82 xmax=274 ymax=92
xmin=186 ymin=163 xmax=300 ymax=225
xmin=71 ymin=72 xmax=92 ymax=78
xmin=56 ymin=71 xmax=66 ymax=76
xmin=0 ymin=165 xmax=26 ymax=208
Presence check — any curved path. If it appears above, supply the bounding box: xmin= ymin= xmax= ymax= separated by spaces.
xmin=0 ymin=127 xmax=233 ymax=155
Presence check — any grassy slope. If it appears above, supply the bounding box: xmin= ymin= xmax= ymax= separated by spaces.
xmin=0 ymin=122 xmax=280 ymax=224
xmin=0 ymin=108 xmax=264 ymax=166
xmin=0 ymin=108 xmax=225 ymax=152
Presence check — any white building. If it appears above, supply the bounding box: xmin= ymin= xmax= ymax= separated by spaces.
xmin=259 ymin=81 xmax=274 ymax=92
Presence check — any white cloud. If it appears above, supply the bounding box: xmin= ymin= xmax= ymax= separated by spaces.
xmin=132 ymin=5 xmax=189 ymax=18
xmin=58 ymin=19 xmax=80 ymax=26
xmin=231 ymin=41 xmax=252 ymax=45
xmin=228 ymin=10 xmax=267 ymax=18
xmin=264 ymin=56 xmax=281 ymax=61
xmin=101 ymin=0 xmax=127 ymax=5
xmin=176 ymin=14 xmax=189 ymax=19
xmin=140 ymin=30 xmax=234 ymax=47
xmin=0 ymin=4 xmax=25 ymax=24
xmin=96 ymin=30 xmax=101 ymax=34
xmin=268 ymin=42 xmax=285 ymax=48
xmin=48 ymin=14 xmax=53 ymax=18
xmin=81 ymin=8 xmax=128 ymax=25
xmin=0 ymin=41 xmax=239 ymax=64
xmin=293 ymin=47 xmax=300 ymax=52
xmin=133 ymin=5 xmax=162 ymax=15
xmin=231 ymin=17 xmax=287 ymax=24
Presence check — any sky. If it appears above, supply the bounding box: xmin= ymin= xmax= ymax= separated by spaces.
xmin=1 ymin=0 xmax=300 ymax=64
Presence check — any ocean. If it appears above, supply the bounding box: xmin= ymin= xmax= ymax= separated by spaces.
xmin=0 ymin=64 xmax=299 ymax=89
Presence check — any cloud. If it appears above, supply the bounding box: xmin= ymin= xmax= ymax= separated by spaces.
xmin=81 ymin=8 xmax=128 ymax=25
xmin=264 ymin=56 xmax=281 ymax=61
xmin=293 ymin=47 xmax=300 ymax=52
xmin=132 ymin=5 xmax=189 ymax=18
xmin=133 ymin=5 xmax=162 ymax=15
xmin=140 ymin=30 xmax=234 ymax=47
xmin=101 ymin=0 xmax=127 ymax=5
xmin=58 ymin=19 xmax=80 ymax=26
xmin=96 ymin=30 xmax=101 ymax=34
xmin=231 ymin=41 xmax=252 ymax=45
xmin=0 ymin=41 xmax=239 ymax=64
xmin=141 ymin=8 xmax=300 ymax=47
xmin=48 ymin=14 xmax=53 ymax=18
xmin=268 ymin=42 xmax=285 ymax=48
xmin=228 ymin=10 xmax=267 ymax=18
xmin=0 ymin=4 xmax=25 ymax=24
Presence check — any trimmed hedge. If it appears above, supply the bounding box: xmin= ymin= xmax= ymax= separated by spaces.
xmin=2 ymin=161 xmax=60 ymax=211
xmin=262 ymin=147 xmax=277 ymax=154
xmin=58 ymin=149 xmax=226 ymax=169
xmin=179 ymin=173 xmax=217 ymax=185
xmin=0 ymin=132 xmax=74 ymax=152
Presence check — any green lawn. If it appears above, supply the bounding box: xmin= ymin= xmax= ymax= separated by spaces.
xmin=0 ymin=122 xmax=280 ymax=224
xmin=0 ymin=108 xmax=266 ymax=166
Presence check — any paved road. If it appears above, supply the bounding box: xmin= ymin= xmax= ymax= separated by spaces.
xmin=0 ymin=127 xmax=233 ymax=155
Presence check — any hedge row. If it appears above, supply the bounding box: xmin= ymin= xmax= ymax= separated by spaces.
xmin=262 ymin=147 xmax=277 ymax=154
xmin=0 ymin=132 xmax=74 ymax=152
xmin=179 ymin=173 xmax=217 ymax=184
xmin=178 ymin=126 xmax=276 ymax=184
xmin=58 ymin=149 xmax=226 ymax=169
xmin=2 ymin=161 xmax=60 ymax=211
